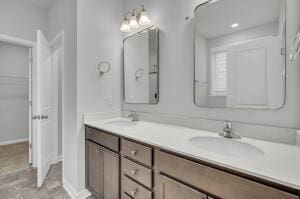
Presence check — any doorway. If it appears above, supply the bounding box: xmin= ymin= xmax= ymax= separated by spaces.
xmin=0 ymin=32 xmax=64 ymax=183
xmin=0 ymin=35 xmax=33 ymax=176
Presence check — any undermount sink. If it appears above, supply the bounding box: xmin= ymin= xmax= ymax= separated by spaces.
xmin=189 ymin=136 xmax=264 ymax=157
xmin=104 ymin=120 xmax=137 ymax=128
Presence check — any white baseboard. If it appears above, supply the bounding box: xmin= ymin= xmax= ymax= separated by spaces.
xmin=54 ymin=155 xmax=62 ymax=163
xmin=77 ymin=189 xmax=92 ymax=199
xmin=0 ymin=138 xmax=29 ymax=146
xmin=63 ymin=178 xmax=91 ymax=199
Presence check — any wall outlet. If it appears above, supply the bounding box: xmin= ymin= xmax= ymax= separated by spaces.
xmin=106 ymin=96 xmax=113 ymax=106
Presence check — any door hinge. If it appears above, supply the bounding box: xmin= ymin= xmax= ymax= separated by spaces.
xmin=29 ymin=101 xmax=32 ymax=106
xmin=29 ymin=143 xmax=32 ymax=149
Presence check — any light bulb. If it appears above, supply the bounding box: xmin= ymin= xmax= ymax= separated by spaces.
xmin=120 ymin=19 xmax=131 ymax=32
xmin=129 ymin=14 xmax=139 ymax=29
xmin=231 ymin=23 xmax=239 ymax=28
xmin=138 ymin=10 xmax=151 ymax=25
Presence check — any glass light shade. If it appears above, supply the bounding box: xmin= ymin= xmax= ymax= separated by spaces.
xmin=138 ymin=10 xmax=151 ymax=25
xmin=120 ymin=19 xmax=131 ymax=32
xmin=129 ymin=15 xmax=139 ymax=29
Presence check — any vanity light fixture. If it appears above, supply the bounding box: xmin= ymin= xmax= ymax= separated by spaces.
xmin=138 ymin=6 xmax=151 ymax=26
xmin=231 ymin=23 xmax=239 ymax=28
xmin=129 ymin=12 xmax=139 ymax=29
xmin=120 ymin=17 xmax=131 ymax=32
xmin=121 ymin=5 xmax=151 ymax=33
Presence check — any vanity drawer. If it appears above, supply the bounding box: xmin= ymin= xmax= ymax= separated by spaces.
xmin=156 ymin=150 xmax=298 ymax=199
xmin=122 ymin=175 xmax=152 ymax=199
xmin=122 ymin=157 xmax=152 ymax=188
xmin=121 ymin=139 xmax=152 ymax=166
xmin=85 ymin=127 xmax=119 ymax=152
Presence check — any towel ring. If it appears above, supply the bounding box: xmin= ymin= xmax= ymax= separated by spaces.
xmin=98 ymin=61 xmax=110 ymax=76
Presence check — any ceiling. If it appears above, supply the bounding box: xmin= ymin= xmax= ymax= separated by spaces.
xmin=24 ymin=0 xmax=52 ymax=8
xmin=195 ymin=0 xmax=282 ymax=39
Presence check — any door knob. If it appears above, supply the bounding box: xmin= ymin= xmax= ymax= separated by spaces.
xmin=41 ymin=115 xmax=48 ymax=120
xmin=32 ymin=115 xmax=40 ymax=120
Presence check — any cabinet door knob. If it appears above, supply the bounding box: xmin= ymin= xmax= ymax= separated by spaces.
xmin=131 ymin=169 xmax=138 ymax=176
xmin=131 ymin=150 xmax=138 ymax=156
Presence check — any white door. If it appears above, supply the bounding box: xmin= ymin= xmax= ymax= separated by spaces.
xmin=226 ymin=36 xmax=284 ymax=109
xmin=34 ymin=30 xmax=53 ymax=187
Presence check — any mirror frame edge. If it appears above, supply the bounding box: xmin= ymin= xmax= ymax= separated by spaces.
xmin=122 ymin=26 xmax=160 ymax=105
xmin=192 ymin=0 xmax=287 ymax=110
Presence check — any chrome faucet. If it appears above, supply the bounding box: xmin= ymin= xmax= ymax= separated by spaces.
xmin=128 ymin=111 xmax=139 ymax=122
xmin=219 ymin=120 xmax=241 ymax=139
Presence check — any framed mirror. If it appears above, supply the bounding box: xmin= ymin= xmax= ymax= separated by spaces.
xmin=123 ymin=27 xmax=159 ymax=104
xmin=194 ymin=0 xmax=286 ymax=109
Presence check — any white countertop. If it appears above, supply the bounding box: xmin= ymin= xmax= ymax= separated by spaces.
xmin=85 ymin=117 xmax=300 ymax=190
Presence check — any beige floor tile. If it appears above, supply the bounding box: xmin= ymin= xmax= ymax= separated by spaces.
xmin=0 ymin=142 xmax=29 ymax=176
xmin=0 ymin=162 xmax=70 ymax=198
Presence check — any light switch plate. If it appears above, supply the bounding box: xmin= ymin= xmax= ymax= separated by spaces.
xmin=106 ymin=96 xmax=113 ymax=106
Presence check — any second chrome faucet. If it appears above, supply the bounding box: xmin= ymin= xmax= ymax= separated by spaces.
xmin=128 ymin=111 xmax=139 ymax=122
xmin=219 ymin=120 xmax=241 ymax=139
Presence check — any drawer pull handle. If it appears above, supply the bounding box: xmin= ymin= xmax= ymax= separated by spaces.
xmin=131 ymin=169 xmax=138 ymax=176
xmin=96 ymin=148 xmax=101 ymax=153
xmin=131 ymin=150 xmax=138 ymax=156
xmin=130 ymin=188 xmax=139 ymax=196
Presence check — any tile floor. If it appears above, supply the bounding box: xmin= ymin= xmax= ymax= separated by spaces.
xmin=0 ymin=162 xmax=70 ymax=199
xmin=0 ymin=142 xmax=29 ymax=175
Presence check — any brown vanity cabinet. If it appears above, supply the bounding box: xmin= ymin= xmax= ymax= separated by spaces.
xmin=155 ymin=150 xmax=299 ymax=199
xmin=85 ymin=126 xmax=300 ymax=199
xmin=85 ymin=127 xmax=120 ymax=199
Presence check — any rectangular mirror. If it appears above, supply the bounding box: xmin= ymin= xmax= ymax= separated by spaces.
xmin=123 ymin=27 xmax=159 ymax=104
xmin=194 ymin=0 xmax=286 ymax=109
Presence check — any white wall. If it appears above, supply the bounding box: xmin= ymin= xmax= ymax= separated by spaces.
xmin=76 ymin=0 xmax=123 ymax=193
xmin=0 ymin=0 xmax=47 ymax=41
xmin=47 ymin=0 xmax=78 ymax=192
xmin=0 ymin=41 xmax=29 ymax=144
xmin=123 ymin=0 xmax=300 ymax=130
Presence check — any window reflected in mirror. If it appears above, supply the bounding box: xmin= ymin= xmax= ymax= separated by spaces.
xmin=194 ymin=0 xmax=286 ymax=109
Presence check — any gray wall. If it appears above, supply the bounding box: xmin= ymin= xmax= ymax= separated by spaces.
xmin=123 ymin=0 xmax=300 ymax=129
xmin=76 ymin=0 xmax=123 ymax=193
xmin=47 ymin=0 xmax=78 ymax=191
xmin=0 ymin=0 xmax=47 ymax=41
xmin=0 ymin=41 xmax=29 ymax=144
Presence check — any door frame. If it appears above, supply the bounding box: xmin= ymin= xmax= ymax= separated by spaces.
xmin=49 ymin=30 xmax=65 ymax=165
xmin=0 ymin=33 xmax=35 ymax=165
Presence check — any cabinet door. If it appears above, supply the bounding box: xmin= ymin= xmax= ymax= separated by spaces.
xmin=86 ymin=140 xmax=119 ymax=199
xmin=103 ymin=147 xmax=119 ymax=199
xmin=157 ymin=174 xmax=207 ymax=199
xmin=86 ymin=140 xmax=104 ymax=198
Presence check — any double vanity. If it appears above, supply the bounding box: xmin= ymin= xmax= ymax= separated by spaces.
xmin=84 ymin=1 xmax=300 ymax=198
xmin=85 ymin=117 xmax=300 ymax=199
